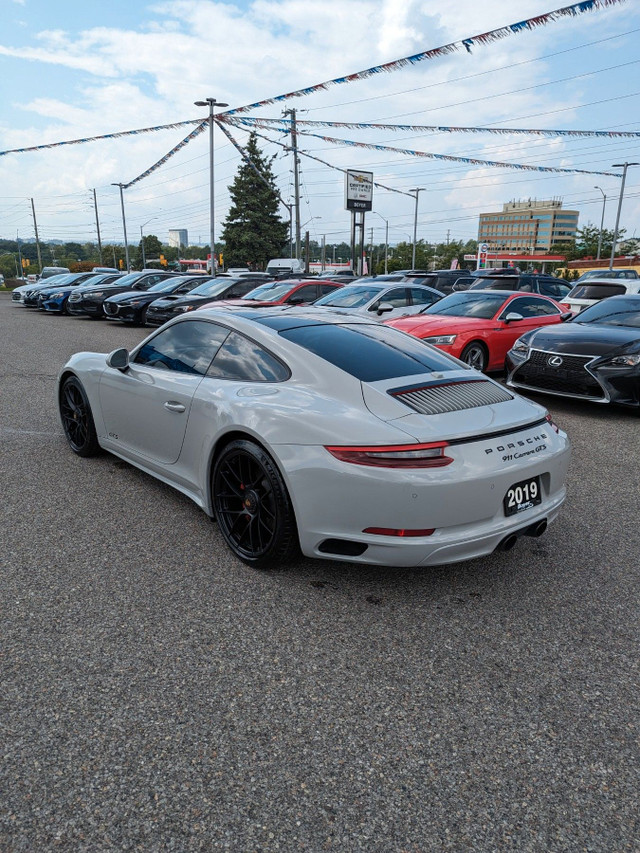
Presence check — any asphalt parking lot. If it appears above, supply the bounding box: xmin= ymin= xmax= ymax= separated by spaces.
xmin=1 ymin=293 xmax=638 ymax=852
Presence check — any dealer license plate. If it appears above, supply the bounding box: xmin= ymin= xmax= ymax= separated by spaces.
xmin=504 ymin=476 xmax=542 ymax=517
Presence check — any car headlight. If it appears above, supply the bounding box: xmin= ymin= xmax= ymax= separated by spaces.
xmin=601 ymin=353 xmax=640 ymax=367
xmin=90 ymin=291 xmax=104 ymax=298
xmin=422 ymin=334 xmax=457 ymax=345
xmin=510 ymin=338 xmax=531 ymax=355
xmin=51 ymin=291 xmax=64 ymax=299
xmin=174 ymin=305 xmax=194 ymax=313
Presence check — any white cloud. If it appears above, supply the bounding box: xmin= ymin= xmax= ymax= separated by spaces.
xmin=0 ymin=0 xmax=638 ymax=246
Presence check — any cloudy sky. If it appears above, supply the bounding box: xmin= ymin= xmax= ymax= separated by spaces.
xmin=1 ymin=0 xmax=639 ymax=255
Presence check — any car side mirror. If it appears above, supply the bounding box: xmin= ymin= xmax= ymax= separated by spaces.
xmin=376 ymin=301 xmax=395 ymax=315
xmin=503 ymin=312 xmax=524 ymax=323
xmin=560 ymin=311 xmax=573 ymax=322
xmin=106 ymin=347 xmax=130 ymax=371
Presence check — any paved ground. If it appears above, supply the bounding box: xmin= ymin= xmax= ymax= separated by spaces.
xmin=1 ymin=293 xmax=638 ymax=852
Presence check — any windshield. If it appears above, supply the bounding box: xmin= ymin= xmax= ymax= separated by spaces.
xmin=421 ymin=291 xmax=507 ymax=319
xmin=148 ymin=279 xmax=182 ymax=293
xmin=567 ymin=283 xmax=626 ymax=299
xmin=573 ymin=297 xmax=640 ymax=327
xmin=242 ymin=282 xmax=293 ymax=301
xmin=188 ymin=278 xmax=240 ymax=297
xmin=314 ymin=285 xmax=385 ymax=308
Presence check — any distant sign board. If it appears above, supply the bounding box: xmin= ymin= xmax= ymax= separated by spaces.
xmin=345 ymin=170 xmax=373 ymax=211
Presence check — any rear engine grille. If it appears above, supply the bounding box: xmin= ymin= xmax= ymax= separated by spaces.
xmin=515 ymin=349 xmax=602 ymax=398
xmin=391 ymin=379 xmax=513 ymax=415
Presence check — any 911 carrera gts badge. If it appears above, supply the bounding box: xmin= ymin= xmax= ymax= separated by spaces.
xmin=547 ymin=355 xmax=563 ymax=367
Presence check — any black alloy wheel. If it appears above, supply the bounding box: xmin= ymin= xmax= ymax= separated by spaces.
xmin=212 ymin=439 xmax=299 ymax=568
xmin=59 ymin=376 xmax=100 ymax=457
xmin=460 ymin=341 xmax=488 ymax=372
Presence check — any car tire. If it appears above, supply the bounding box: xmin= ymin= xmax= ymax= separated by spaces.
xmin=59 ymin=376 xmax=100 ymax=457
xmin=460 ymin=341 xmax=488 ymax=372
xmin=212 ymin=439 xmax=299 ymax=568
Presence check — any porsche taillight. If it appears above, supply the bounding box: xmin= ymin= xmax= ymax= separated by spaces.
xmin=325 ymin=441 xmax=453 ymax=468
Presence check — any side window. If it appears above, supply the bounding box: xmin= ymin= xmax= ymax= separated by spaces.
xmin=369 ymin=288 xmax=409 ymax=311
xmin=538 ymin=280 xmax=569 ymax=299
xmin=320 ymin=283 xmax=339 ymax=295
xmin=134 ymin=320 xmax=230 ymax=375
xmin=206 ymin=332 xmax=290 ymax=382
xmin=518 ymin=276 xmax=533 ymax=292
xmin=410 ymin=286 xmax=439 ymax=306
xmin=286 ymin=285 xmax=317 ymax=303
xmin=501 ymin=297 xmax=559 ymax=319
xmin=236 ymin=280 xmax=261 ymax=296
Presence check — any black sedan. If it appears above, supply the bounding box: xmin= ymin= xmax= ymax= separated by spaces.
xmin=145 ymin=275 xmax=269 ymax=326
xmin=102 ymin=275 xmax=212 ymax=324
xmin=506 ymin=294 xmax=640 ymax=408
xmin=67 ymin=271 xmax=179 ymax=318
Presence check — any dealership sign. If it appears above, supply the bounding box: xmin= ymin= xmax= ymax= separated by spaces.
xmin=345 ymin=170 xmax=373 ymax=211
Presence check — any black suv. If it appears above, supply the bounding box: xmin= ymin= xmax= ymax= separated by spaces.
xmin=405 ymin=269 xmax=476 ymax=296
xmin=67 ymin=270 xmax=179 ymax=318
xmin=468 ymin=273 xmax=570 ymax=300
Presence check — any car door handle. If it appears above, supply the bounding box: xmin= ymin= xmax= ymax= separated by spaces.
xmin=164 ymin=401 xmax=186 ymax=413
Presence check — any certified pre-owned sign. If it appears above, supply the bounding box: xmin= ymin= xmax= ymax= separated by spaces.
xmin=345 ymin=170 xmax=373 ymax=211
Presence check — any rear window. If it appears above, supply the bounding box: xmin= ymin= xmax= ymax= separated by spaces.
xmin=567 ymin=284 xmax=627 ymax=299
xmin=278 ymin=323 xmax=457 ymax=382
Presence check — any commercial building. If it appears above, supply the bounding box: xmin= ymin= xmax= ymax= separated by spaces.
xmin=478 ymin=199 xmax=578 ymax=255
xmin=168 ymin=229 xmax=188 ymax=249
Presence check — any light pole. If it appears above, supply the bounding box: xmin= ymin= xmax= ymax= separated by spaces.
xmin=409 ymin=188 xmax=424 ymax=270
xmin=371 ymin=211 xmax=389 ymax=274
xmin=195 ymin=97 xmax=229 ymax=278
xmin=609 ymin=163 xmax=639 ymax=271
xmin=594 ymin=186 xmax=606 ymax=261
xmin=111 ymin=183 xmax=130 ymax=272
xmin=140 ymin=217 xmax=158 ymax=269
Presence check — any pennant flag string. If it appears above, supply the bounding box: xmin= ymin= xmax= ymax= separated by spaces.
xmin=220 ymin=0 xmax=625 ymax=116
xmin=0 ymin=119 xmax=203 ymax=159
xmin=122 ymin=122 xmax=207 ymax=189
xmin=295 ymin=131 xmax=623 ymax=177
xmin=246 ymin=127 xmax=415 ymax=198
xmin=223 ymin=115 xmax=640 ymax=139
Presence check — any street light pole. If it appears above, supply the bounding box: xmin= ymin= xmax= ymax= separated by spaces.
xmin=140 ymin=217 xmax=158 ymax=269
xmin=111 ymin=183 xmax=130 ymax=272
xmin=409 ymin=188 xmax=424 ymax=270
xmin=371 ymin=211 xmax=389 ymax=274
xmin=609 ymin=163 xmax=639 ymax=271
xmin=594 ymin=186 xmax=606 ymax=261
xmin=195 ymin=97 xmax=229 ymax=278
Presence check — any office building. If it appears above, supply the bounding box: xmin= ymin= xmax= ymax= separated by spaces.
xmin=478 ymin=199 xmax=578 ymax=254
xmin=168 ymin=229 xmax=188 ymax=249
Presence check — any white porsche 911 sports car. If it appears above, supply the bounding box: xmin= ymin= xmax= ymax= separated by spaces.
xmin=57 ymin=308 xmax=570 ymax=569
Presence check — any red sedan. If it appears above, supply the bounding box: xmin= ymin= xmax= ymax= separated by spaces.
xmin=385 ymin=290 xmax=571 ymax=372
xmin=196 ymin=278 xmax=342 ymax=311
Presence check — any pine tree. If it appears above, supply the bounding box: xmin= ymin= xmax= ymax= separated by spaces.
xmin=220 ymin=133 xmax=288 ymax=268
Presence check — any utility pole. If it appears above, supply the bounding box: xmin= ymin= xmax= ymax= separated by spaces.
xmin=111 ymin=183 xmax=130 ymax=272
xmin=609 ymin=162 xmax=639 ymax=270
xmin=304 ymin=231 xmax=310 ymax=274
xmin=321 ymin=235 xmax=326 ymax=271
xmin=16 ymin=232 xmax=23 ymax=276
xmin=92 ymin=189 xmax=103 ymax=263
xmin=284 ymin=108 xmax=301 ymax=260
xmin=30 ymin=198 xmax=42 ymax=274
xmin=369 ymin=226 xmax=374 ymax=275
xmin=409 ymin=188 xmax=424 ymax=270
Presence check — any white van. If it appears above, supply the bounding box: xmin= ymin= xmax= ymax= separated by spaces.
xmin=265 ymin=258 xmax=306 ymax=277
